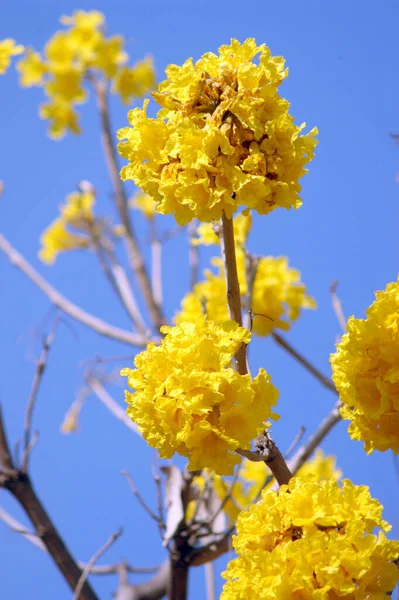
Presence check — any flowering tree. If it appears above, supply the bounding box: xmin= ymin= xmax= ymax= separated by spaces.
xmin=1 ymin=11 xmax=398 ymax=600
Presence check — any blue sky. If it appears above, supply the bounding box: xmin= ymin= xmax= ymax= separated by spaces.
xmin=1 ymin=0 xmax=399 ymax=598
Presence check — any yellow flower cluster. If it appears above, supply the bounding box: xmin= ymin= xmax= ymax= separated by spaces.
xmin=17 ymin=10 xmax=155 ymax=138
xmin=331 ymin=279 xmax=399 ymax=455
xmin=39 ymin=185 xmax=95 ymax=264
xmin=222 ymin=477 xmax=399 ymax=599
xmin=0 ymin=39 xmax=24 ymax=74
xmin=188 ymin=450 xmax=341 ymax=524
xmin=118 ymin=38 xmax=318 ymax=225
xmin=129 ymin=190 xmax=157 ymax=220
xmin=121 ymin=318 xmax=279 ymax=474
xmin=176 ymin=214 xmax=315 ymax=335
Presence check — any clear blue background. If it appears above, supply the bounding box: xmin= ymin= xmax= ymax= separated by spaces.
xmin=1 ymin=1 xmax=399 ymax=598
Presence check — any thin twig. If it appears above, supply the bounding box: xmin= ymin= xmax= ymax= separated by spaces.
xmin=188 ymin=221 xmax=199 ymax=290
xmin=92 ymin=78 xmax=165 ymax=330
xmin=73 ymin=528 xmax=123 ymax=600
xmin=272 ymin=332 xmax=338 ymax=395
xmin=122 ymin=470 xmax=162 ymax=524
xmin=329 ymin=280 xmax=347 ymax=333
xmin=152 ymin=460 xmax=166 ymax=534
xmin=22 ymin=317 xmax=60 ymax=472
xmin=209 ymin=468 xmax=240 ymax=527
xmin=204 ymin=562 xmax=216 ymax=600
xmin=150 ymin=221 xmax=163 ymax=309
xmin=0 ymin=234 xmax=150 ymax=347
xmin=287 ymin=401 xmax=343 ymax=477
xmin=284 ymin=426 xmax=306 ymax=459
xmin=0 ymin=405 xmax=14 ymax=477
xmin=88 ymin=378 xmax=141 ymax=436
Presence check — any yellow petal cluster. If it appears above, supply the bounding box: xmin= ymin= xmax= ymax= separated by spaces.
xmin=0 ymin=39 xmax=24 ymax=74
xmin=121 ymin=318 xmax=279 ymax=475
xmin=331 ymin=279 xmax=399 ymax=454
xmin=177 ymin=214 xmax=315 ymax=336
xmin=129 ymin=191 xmax=157 ymax=219
xmin=118 ymin=38 xmax=317 ymax=225
xmin=222 ymin=477 xmax=399 ymax=599
xmin=39 ymin=186 xmax=95 ymax=265
xmin=16 ymin=11 xmax=155 ymax=138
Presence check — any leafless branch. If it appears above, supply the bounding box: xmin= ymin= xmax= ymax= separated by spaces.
xmin=284 ymin=426 xmax=306 ymax=459
xmin=0 ymin=234 xmax=150 ymax=347
xmin=73 ymin=528 xmax=123 ymax=600
xmin=88 ymin=378 xmax=141 ymax=436
xmin=287 ymin=401 xmax=343 ymax=476
xmin=122 ymin=470 xmax=162 ymax=525
xmin=92 ymin=78 xmax=165 ymax=330
xmin=272 ymin=332 xmax=338 ymax=395
xmin=188 ymin=221 xmax=199 ymax=290
xmin=22 ymin=316 xmax=60 ymax=472
xmin=329 ymin=279 xmax=347 ymax=333
xmin=204 ymin=561 xmax=216 ymax=600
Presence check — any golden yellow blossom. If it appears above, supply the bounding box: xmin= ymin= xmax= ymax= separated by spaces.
xmin=0 ymin=39 xmax=24 ymax=74
xmin=193 ymin=212 xmax=251 ymax=246
xmin=118 ymin=38 xmax=317 ymax=225
xmin=121 ymin=318 xmax=279 ymax=475
xmin=113 ymin=57 xmax=156 ymax=104
xmin=331 ymin=279 xmax=399 ymax=454
xmin=129 ymin=191 xmax=157 ymax=219
xmin=39 ymin=185 xmax=95 ymax=264
xmin=222 ymin=477 xmax=399 ymax=599
xmin=17 ymin=11 xmax=155 ymax=137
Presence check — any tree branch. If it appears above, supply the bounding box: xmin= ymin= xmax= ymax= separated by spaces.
xmin=272 ymin=332 xmax=338 ymax=395
xmin=73 ymin=528 xmax=123 ymax=600
xmin=88 ymin=378 xmax=141 ymax=436
xmin=0 ymin=234 xmax=149 ymax=347
xmin=92 ymin=78 xmax=165 ymax=331
xmin=188 ymin=221 xmax=199 ymax=290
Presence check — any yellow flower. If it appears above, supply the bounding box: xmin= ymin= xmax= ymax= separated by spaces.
xmin=39 ymin=99 xmax=80 ymax=139
xmin=193 ymin=212 xmax=251 ymax=247
xmin=39 ymin=219 xmax=88 ymax=265
xmin=252 ymin=256 xmax=316 ymax=336
xmin=221 ymin=477 xmax=399 ymax=599
xmin=91 ymin=35 xmax=128 ymax=79
xmin=118 ymin=38 xmax=317 ymax=225
xmin=45 ymin=65 xmax=86 ymax=103
xmin=331 ymin=279 xmax=399 ymax=454
xmin=121 ymin=318 xmax=279 ymax=475
xmin=113 ymin=57 xmax=156 ymax=104
xmin=39 ymin=185 xmax=95 ymax=264
xmin=0 ymin=39 xmax=24 ymax=74
xmin=129 ymin=191 xmax=157 ymax=219
xmin=17 ymin=49 xmax=47 ymax=86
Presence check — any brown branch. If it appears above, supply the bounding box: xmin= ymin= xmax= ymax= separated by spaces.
xmin=287 ymin=401 xmax=343 ymax=476
xmin=73 ymin=528 xmax=123 ymax=600
xmin=272 ymin=332 xmax=338 ymax=395
xmin=122 ymin=470 xmax=162 ymax=525
xmin=0 ymin=234 xmax=148 ymax=347
xmin=22 ymin=317 xmax=60 ymax=472
xmin=219 ymin=212 xmax=247 ymax=374
xmin=92 ymin=78 xmax=165 ymax=330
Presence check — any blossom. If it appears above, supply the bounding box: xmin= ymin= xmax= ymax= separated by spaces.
xmin=121 ymin=318 xmax=279 ymax=475
xmin=39 ymin=185 xmax=95 ymax=264
xmin=331 ymin=279 xmax=399 ymax=454
xmin=129 ymin=191 xmax=157 ymax=219
xmin=221 ymin=477 xmax=399 ymax=599
xmin=113 ymin=57 xmax=156 ymax=104
xmin=0 ymin=39 xmax=24 ymax=74
xmin=16 ymin=11 xmax=155 ymax=137
xmin=118 ymin=38 xmax=317 ymax=225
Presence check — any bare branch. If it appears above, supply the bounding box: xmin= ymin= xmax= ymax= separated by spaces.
xmin=0 ymin=405 xmax=14 ymax=477
xmin=73 ymin=528 xmax=123 ymax=600
xmin=272 ymin=332 xmax=338 ymax=395
xmin=0 ymin=234 xmax=150 ymax=347
xmin=284 ymin=426 xmax=306 ymax=459
xmin=204 ymin=562 xmax=216 ymax=600
xmin=122 ymin=470 xmax=162 ymax=525
xmin=88 ymin=378 xmax=141 ymax=436
xmin=92 ymin=78 xmax=165 ymax=330
xmin=219 ymin=212 xmax=247 ymax=374
xmin=329 ymin=279 xmax=347 ymax=333
xmin=22 ymin=317 xmax=60 ymax=472
xmin=188 ymin=221 xmax=199 ymax=290
xmin=287 ymin=401 xmax=343 ymax=476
